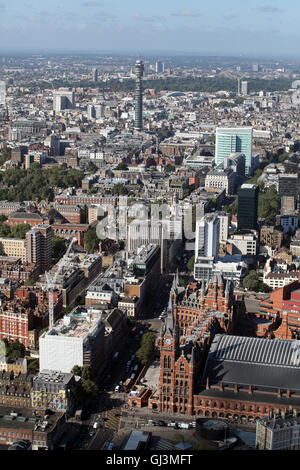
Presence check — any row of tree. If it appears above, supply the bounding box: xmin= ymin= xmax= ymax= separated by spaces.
xmin=136 ymin=332 xmax=156 ymax=366
xmin=2 ymin=339 xmax=26 ymax=361
xmin=242 ymin=270 xmax=271 ymax=293
xmin=0 ymin=222 xmax=31 ymax=239
xmin=71 ymin=365 xmax=99 ymax=400
xmin=34 ymin=77 xmax=292 ymax=94
xmin=0 ymin=164 xmax=84 ymax=202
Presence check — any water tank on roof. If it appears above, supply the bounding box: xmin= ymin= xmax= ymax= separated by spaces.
xmin=196 ymin=419 xmax=228 ymax=441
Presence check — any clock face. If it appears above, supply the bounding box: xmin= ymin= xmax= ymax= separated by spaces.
xmin=165 ymin=338 xmax=171 ymax=345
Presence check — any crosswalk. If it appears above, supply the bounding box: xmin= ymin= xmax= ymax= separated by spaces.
xmin=104 ymin=410 xmax=122 ymax=431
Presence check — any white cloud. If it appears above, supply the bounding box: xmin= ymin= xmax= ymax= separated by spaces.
xmin=255 ymin=5 xmax=285 ymax=13
xmin=134 ymin=13 xmax=166 ymax=22
xmin=171 ymin=10 xmax=202 ymax=18
xmin=94 ymin=11 xmax=117 ymax=21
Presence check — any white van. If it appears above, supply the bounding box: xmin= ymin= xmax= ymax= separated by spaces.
xmin=178 ymin=422 xmax=189 ymax=429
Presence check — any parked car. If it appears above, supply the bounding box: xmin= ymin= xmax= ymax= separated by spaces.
xmin=178 ymin=422 xmax=190 ymax=429
xmin=157 ymin=420 xmax=166 ymax=427
xmin=167 ymin=422 xmax=176 ymax=427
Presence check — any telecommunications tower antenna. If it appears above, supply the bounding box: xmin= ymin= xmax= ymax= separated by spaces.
xmin=45 ymin=237 xmax=77 ymax=329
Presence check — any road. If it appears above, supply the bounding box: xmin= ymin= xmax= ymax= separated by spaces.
xmin=69 ymin=270 xmax=179 ymax=450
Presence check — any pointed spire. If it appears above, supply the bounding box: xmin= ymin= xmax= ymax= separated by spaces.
xmin=164 ymin=286 xmax=174 ymax=336
xmin=167 ymin=291 xmax=173 ymax=312
xmin=175 ymin=269 xmax=179 ymax=288
xmin=191 ymin=346 xmax=195 ymax=363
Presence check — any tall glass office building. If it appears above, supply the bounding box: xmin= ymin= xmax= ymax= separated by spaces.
xmin=237 ymin=183 xmax=259 ymax=230
xmin=215 ymin=127 xmax=253 ymax=175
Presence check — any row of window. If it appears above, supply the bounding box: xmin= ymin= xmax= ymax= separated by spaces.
xmin=0 ymin=431 xmax=31 ymax=438
xmin=199 ymin=400 xmax=269 ymax=413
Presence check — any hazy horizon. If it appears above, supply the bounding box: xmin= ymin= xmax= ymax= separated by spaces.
xmin=0 ymin=0 xmax=299 ymax=58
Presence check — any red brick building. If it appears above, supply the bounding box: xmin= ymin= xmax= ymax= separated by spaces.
xmin=258 ymin=272 xmax=300 ymax=340
xmin=0 ymin=257 xmax=39 ymax=281
xmin=146 ymin=275 xmax=300 ymax=423
xmin=0 ymin=302 xmax=34 ymax=348
xmin=0 ymin=287 xmax=63 ymax=348
xmin=193 ymin=334 xmax=300 ymax=423
xmin=7 ymin=211 xmax=47 ymax=227
xmin=147 ymin=275 xmax=240 ymax=415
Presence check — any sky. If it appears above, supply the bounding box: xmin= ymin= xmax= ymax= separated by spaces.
xmin=0 ymin=0 xmax=299 ymax=57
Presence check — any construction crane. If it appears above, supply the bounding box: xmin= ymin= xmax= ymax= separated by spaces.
xmin=45 ymin=237 xmax=77 ymax=329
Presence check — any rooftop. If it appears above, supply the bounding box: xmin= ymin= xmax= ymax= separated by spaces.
xmin=202 ymin=334 xmax=300 ymax=394
xmin=44 ymin=307 xmax=103 ymax=340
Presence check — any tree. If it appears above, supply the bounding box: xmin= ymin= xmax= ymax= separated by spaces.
xmin=52 ymin=236 xmax=67 ymax=261
xmin=3 ymin=339 xmax=26 ymax=361
xmin=81 ymin=379 xmax=99 ymax=398
xmin=258 ymin=186 xmax=280 ymax=224
xmin=165 ymin=164 xmax=175 ymax=173
xmin=10 ymin=224 xmax=31 ymax=239
xmin=81 ymin=365 xmax=93 ymax=381
xmin=0 ymin=147 xmax=11 ymax=165
xmin=243 ymin=271 xmax=260 ymax=291
xmin=0 ymin=222 xmax=11 ymax=238
xmin=136 ymin=332 xmax=156 ymax=366
xmin=187 ymin=255 xmax=195 ymax=273
xmin=27 ymin=358 xmax=39 ymax=373
xmin=115 ymin=162 xmax=128 ymax=171
xmin=24 ymin=277 xmax=35 ymax=286
xmin=71 ymin=365 xmax=98 ymax=400
xmin=87 ymin=163 xmax=98 ymax=174
xmin=182 ymin=188 xmax=190 ymax=199
xmin=71 ymin=365 xmax=82 ymax=376
xmin=242 ymin=271 xmax=271 ymax=293
xmin=84 ymin=228 xmax=99 ymax=253
xmin=111 ymin=183 xmax=129 ymax=196
xmin=87 ymin=187 xmax=98 ymax=195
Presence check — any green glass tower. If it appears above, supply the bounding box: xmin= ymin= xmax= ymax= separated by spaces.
xmin=216 ymin=127 xmax=253 ymax=175
xmin=134 ymin=59 xmax=144 ymax=131
xmin=237 ymin=183 xmax=259 ymax=230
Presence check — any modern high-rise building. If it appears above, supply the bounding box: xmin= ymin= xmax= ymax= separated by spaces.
xmin=94 ymin=104 xmax=105 ymax=118
xmin=87 ymin=104 xmax=96 ymax=119
xmin=195 ymin=214 xmax=220 ymax=259
xmin=134 ymin=59 xmax=144 ymax=131
xmin=237 ymin=184 xmax=259 ymax=230
xmin=215 ymin=127 xmax=253 ymax=175
xmin=155 ymin=61 xmax=164 ymax=73
xmin=241 ymin=80 xmax=248 ymax=95
xmin=0 ymin=81 xmax=6 ymax=107
xmin=53 ymin=88 xmax=74 ymax=113
xmin=92 ymin=68 xmax=98 ymax=82
xmin=26 ymin=224 xmax=51 ymax=274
